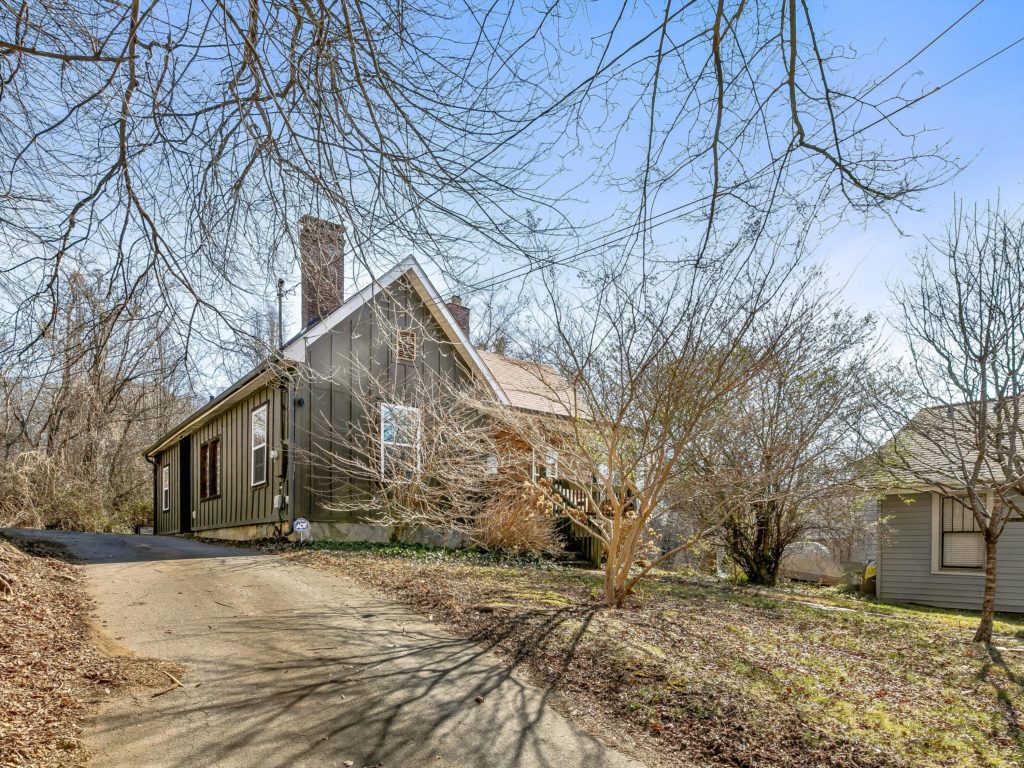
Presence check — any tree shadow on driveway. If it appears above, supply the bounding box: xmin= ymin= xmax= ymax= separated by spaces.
xmin=87 ymin=596 xmax=631 ymax=768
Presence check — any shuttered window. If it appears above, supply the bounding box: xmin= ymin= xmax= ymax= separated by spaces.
xmin=251 ymin=404 xmax=268 ymax=487
xmin=161 ymin=465 xmax=170 ymax=511
xmin=941 ymin=496 xmax=985 ymax=570
xmin=200 ymin=438 xmax=220 ymax=500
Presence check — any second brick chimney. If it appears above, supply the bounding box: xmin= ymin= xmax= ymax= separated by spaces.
xmin=446 ymin=295 xmax=470 ymax=338
xmin=299 ymin=215 xmax=345 ymax=328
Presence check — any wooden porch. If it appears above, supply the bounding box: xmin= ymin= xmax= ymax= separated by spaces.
xmin=550 ymin=478 xmax=607 ymax=567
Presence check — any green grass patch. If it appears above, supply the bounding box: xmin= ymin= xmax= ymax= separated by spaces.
xmin=297 ymin=538 xmax=563 ymax=568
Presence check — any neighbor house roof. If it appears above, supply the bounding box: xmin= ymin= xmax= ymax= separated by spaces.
xmin=477 ymin=350 xmax=577 ymax=418
xmin=886 ymin=402 xmax=1013 ymax=490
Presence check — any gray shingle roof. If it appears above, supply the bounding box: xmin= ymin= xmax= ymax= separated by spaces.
xmin=888 ymin=403 xmax=1015 ymax=488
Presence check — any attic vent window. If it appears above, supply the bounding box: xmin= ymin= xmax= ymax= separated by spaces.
xmin=397 ymin=330 xmax=417 ymax=361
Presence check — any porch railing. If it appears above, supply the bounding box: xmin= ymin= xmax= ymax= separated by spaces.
xmin=550 ymin=478 xmax=605 ymax=567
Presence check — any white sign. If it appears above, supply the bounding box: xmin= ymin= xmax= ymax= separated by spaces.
xmin=293 ymin=518 xmax=310 ymax=534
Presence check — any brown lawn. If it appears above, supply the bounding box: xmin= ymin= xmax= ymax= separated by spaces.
xmin=281 ymin=541 xmax=1024 ymax=768
xmin=0 ymin=535 xmax=181 ymax=768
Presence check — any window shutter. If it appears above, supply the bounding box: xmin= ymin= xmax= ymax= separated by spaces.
xmin=209 ymin=439 xmax=219 ymax=497
xmin=199 ymin=443 xmax=209 ymax=500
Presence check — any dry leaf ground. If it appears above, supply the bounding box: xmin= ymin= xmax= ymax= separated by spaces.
xmin=263 ymin=541 xmax=1024 ymax=768
xmin=0 ymin=534 xmax=183 ymax=767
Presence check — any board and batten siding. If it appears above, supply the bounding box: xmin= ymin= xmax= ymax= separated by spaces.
xmin=291 ymin=277 xmax=469 ymax=524
xmin=153 ymin=382 xmax=286 ymax=534
xmin=189 ymin=383 xmax=286 ymax=532
xmin=879 ymin=492 xmax=1024 ymax=613
xmin=153 ymin=442 xmax=181 ymax=535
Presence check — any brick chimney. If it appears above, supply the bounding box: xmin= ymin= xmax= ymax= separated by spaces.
xmin=446 ymin=295 xmax=470 ymax=338
xmin=299 ymin=216 xmax=345 ymax=328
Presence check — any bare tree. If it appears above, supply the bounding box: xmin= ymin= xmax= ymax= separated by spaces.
xmin=0 ymin=0 xmax=958 ymax=368
xmin=687 ymin=300 xmax=890 ymax=586
xmin=468 ymin=285 xmax=534 ymax=357
xmin=0 ymin=270 xmax=193 ymax=530
xmin=0 ymin=0 xmax=967 ymax=552
xmin=498 ymin=248 xmax=838 ymax=607
xmin=888 ymin=202 xmax=1024 ymax=644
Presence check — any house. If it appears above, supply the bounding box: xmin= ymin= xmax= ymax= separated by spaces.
xmin=876 ymin=405 xmax=1024 ymax=613
xmin=144 ymin=216 xmax=577 ymax=543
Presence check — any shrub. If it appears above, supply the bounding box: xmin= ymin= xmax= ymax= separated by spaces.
xmin=0 ymin=451 xmax=144 ymax=533
xmin=473 ymin=480 xmax=561 ymax=556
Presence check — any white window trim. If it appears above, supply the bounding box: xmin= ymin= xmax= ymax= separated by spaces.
xmin=531 ymin=448 xmax=558 ymax=481
xmin=380 ymin=403 xmax=421 ymax=481
xmin=251 ymin=403 xmax=269 ymax=487
xmin=161 ymin=465 xmax=170 ymax=511
xmin=930 ymin=492 xmax=987 ymax=577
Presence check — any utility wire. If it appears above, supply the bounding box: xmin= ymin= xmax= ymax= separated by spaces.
xmin=470 ymin=26 xmax=1023 ymax=293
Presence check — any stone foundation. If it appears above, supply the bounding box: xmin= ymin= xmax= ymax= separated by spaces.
xmin=191 ymin=520 xmax=467 ymax=548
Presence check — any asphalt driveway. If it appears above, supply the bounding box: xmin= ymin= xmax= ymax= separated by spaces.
xmin=11 ymin=530 xmax=642 ymax=768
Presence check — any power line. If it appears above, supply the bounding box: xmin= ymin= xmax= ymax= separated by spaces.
xmin=854 ymin=32 xmax=1024 ymax=137
xmin=859 ymin=0 xmax=987 ymax=100
xmin=470 ymin=26 xmax=1023 ymax=293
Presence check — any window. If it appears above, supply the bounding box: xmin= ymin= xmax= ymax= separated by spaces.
xmin=532 ymin=449 xmax=558 ymax=480
xmin=199 ymin=438 xmax=220 ymax=500
xmin=161 ymin=465 xmax=170 ymax=511
xmin=940 ymin=495 xmax=985 ymax=570
xmin=381 ymin=403 xmax=420 ymax=481
xmin=397 ymin=330 xmax=417 ymax=361
xmin=251 ymin=403 xmax=268 ymax=487
xmin=485 ymin=453 xmax=499 ymax=475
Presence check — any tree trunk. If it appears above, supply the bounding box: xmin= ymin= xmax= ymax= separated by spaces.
xmin=604 ymin=556 xmax=631 ymax=607
xmin=974 ymin=536 xmax=998 ymax=644
xmin=745 ymin=562 xmax=775 ymax=586
xmin=729 ymin=543 xmax=783 ymax=587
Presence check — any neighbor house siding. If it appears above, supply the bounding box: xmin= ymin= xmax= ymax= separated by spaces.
xmin=189 ymin=383 xmax=286 ymax=533
xmin=879 ymin=492 xmax=1024 ymax=613
xmin=290 ymin=277 xmax=469 ymax=525
xmin=154 ymin=443 xmax=181 ymax=535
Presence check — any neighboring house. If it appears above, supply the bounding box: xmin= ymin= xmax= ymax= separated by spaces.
xmin=876 ymin=406 xmax=1024 ymax=613
xmin=818 ymin=498 xmax=878 ymax=572
xmin=145 ymin=216 xmax=573 ymax=542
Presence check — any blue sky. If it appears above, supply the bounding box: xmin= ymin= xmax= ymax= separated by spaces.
xmin=808 ymin=0 xmax=1024 ymax=328
xmin=298 ymin=0 xmax=1024 ymax=351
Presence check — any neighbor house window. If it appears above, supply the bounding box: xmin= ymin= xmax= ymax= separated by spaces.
xmin=199 ymin=438 xmax=220 ymax=500
xmin=397 ymin=330 xmax=417 ymax=361
xmin=161 ymin=465 xmax=170 ymax=511
xmin=940 ymin=495 xmax=985 ymax=570
xmin=251 ymin=403 xmax=268 ymax=487
xmin=381 ymin=403 xmax=420 ymax=481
